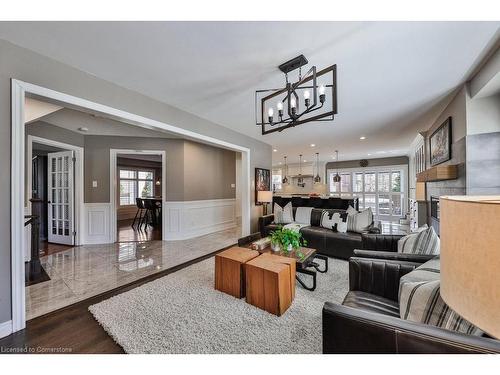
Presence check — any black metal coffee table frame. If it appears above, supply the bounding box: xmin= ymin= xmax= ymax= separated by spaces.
xmin=295 ymin=254 xmax=328 ymax=291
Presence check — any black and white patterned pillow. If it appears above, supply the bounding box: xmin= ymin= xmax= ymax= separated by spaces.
xmin=320 ymin=211 xmax=340 ymax=230
xmin=399 ymin=279 xmax=483 ymax=336
xmin=320 ymin=210 xmax=348 ymax=232
xmin=398 ymin=226 xmax=440 ymax=255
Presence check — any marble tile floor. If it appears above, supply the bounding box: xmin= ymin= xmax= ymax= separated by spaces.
xmin=26 ymin=226 xmax=241 ymax=320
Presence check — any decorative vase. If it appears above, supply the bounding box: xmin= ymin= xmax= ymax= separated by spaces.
xmin=271 ymin=243 xmax=281 ymax=252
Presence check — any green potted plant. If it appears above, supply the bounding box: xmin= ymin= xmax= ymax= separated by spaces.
xmin=269 ymin=226 xmax=307 ymax=257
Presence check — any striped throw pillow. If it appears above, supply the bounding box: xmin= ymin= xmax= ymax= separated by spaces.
xmin=399 ymin=279 xmax=483 ymax=336
xmin=398 ymin=226 xmax=440 ymax=255
xmin=273 ymin=202 xmax=293 ymax=224
xmin=346 ymin=208 xmax=373 ymax=233
xmin=398 ymin=256 xmax=440 ymax=297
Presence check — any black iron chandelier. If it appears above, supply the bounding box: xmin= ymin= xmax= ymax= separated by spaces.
xmin=255 ymin=55 xmax=337 ymax=135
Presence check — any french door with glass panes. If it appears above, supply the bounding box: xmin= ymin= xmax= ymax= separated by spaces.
xmin=330 ymin=167 xmax=405 ymax=222
xmin=47 ymin=151 xmax=75 ymax=245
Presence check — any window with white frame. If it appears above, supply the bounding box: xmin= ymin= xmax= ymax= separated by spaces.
xmin=272 ymin=168 xmax=282 ymax=191
xmin=119 ymin=168 xmax=155 ymax=206
xmin=328 ymin=165 xmax=407 ymax=221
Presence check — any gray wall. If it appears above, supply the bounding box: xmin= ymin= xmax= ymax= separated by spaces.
xmin=84 ymin=135 xmax=236 ymax=202
xmin=465 ymin=91 xmax=500 ymax=194
xmin=466 ymin=132 xmax=500 ymax=194
xmin=183 ymin=140 xmax=236 ymax=201
xmin=84 ymin=135 xmax=185 ymax=202
xmin=26 ymin=121 xmax=85 ymax=147
xmin=423 ymin=88 xmax=468 ymax=233
xmin=0 ymin=39 xmax=271 ymax=324
xmin=325 ymin=156 xmax=409 ymax=170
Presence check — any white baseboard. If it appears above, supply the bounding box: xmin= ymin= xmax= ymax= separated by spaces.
xmin=0 ymin=320 xmax=12 ymax=339
xmin=164 ymin=199 xmax=236 ymax=240
xmin=82 ymin=203 xmax=113 ymax=244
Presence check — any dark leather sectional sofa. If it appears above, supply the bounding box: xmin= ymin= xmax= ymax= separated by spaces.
xmin=322 ymin=235 xmax=500 ymax=353
xmin=259 ymin=197 xmax=379 ymax=260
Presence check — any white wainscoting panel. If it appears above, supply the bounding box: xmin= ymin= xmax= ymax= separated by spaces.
xmin=83 ymin=203 xmax=113 ymax=244
xmin=164 ymin=199 xmax=236 ymax=240
xmin=0 ymin=320 xmax=12 ymax=339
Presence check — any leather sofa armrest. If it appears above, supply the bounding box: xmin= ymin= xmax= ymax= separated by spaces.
xmin=353 ymin=249 xmax=434 ymax=263
xmin=361 ymin=233 xmax=404 ymax=252
xmin=349 ymin=257 xmax=420 ymax=301
xmin=322 ymin=303 xmax=500 ymax=354
xmin=258 ymin=214 xmax=275 ymax=236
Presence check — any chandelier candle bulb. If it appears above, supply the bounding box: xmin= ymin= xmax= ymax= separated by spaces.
xmin=304 ymin=90 xmax=311 ymax=107
xmin=290 ymin=97 xmax=297 ymax=116
xmin=277 ymin=102 xmax=284 ymax=118
xmin=318 ymin=85 xmax=326 ymax=103
xmin=268 ymin=108 xmax=274 ymax=124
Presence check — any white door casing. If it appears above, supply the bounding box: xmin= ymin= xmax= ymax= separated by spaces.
xmin=47 ymin=150 xmax=75 ymax=245
xmin=11 ymin=79 xmax=252 ymax=333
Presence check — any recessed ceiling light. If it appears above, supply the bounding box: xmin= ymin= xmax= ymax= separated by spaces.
xmin=367 ymin=153 xmax=372 ymax=156
xmin=278 ymin=162 xmax=282 ymax=165
xmin=273 ymin=149 xmax=277 ymax=152
xmin=360 ymin=136 xmax=366 ymax=140
xmin=303 ymin=159 xmax=307 ymax=162
xmin=78 ymin=127 xmax=89 ymax=132
xmin=310 ymin=144 xmax=316 ymax=147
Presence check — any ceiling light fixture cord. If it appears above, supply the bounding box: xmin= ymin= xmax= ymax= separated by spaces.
xmin=333 ymin=150 xmax=341 ymax=183
xmin=314 ymin=152 xmax=321 ymax=183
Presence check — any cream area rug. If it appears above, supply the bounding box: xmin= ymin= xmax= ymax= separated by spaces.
xmin=89 ymin=257 xmax=349 ymax=353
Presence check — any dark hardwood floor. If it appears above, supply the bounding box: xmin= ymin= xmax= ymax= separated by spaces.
xmin=117 ymin=218 xmax=162 ymax=242
xmin=0 ymin=244 xmax=235 ymax=354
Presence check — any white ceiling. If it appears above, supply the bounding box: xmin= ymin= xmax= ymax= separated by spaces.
xmin=2 ymin=21 xmax=498 ymax=164
xmin=25 ymin=97 xmax=63 ymax=123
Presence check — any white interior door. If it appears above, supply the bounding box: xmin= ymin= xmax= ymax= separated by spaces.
xmin=48 ymin=150 xmax=75 ymax=245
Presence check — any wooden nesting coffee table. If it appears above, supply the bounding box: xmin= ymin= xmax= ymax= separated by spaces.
xmin=244 ymin=245 xmax=328 ymax=291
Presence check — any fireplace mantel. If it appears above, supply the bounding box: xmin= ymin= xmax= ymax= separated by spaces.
xmin=416 ymin=164 xmax=458 ymax=183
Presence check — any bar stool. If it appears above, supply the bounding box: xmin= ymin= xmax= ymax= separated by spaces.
xmin=132 ymin=198 xmax=145 ymax=228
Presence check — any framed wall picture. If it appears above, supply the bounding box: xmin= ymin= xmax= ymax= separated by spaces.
xmin=430 ymin=117 xmax=452 ymax=167
xmin=255 ymin=168 xmax=270 ymax=205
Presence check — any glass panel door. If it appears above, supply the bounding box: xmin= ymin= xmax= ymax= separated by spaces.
xmin=47 ymin=150 xmax=75 ymax=245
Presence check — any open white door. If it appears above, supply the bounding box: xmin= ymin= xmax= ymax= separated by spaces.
xmin=47 ymin=150 xmax=75 ymax=245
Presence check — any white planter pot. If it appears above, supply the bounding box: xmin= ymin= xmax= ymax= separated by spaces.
xmin=271 ymin=243 xmax=293 ymax=252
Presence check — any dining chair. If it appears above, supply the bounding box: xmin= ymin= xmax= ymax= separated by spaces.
xmin=132 ymin=198 xmax=146 ymax=229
